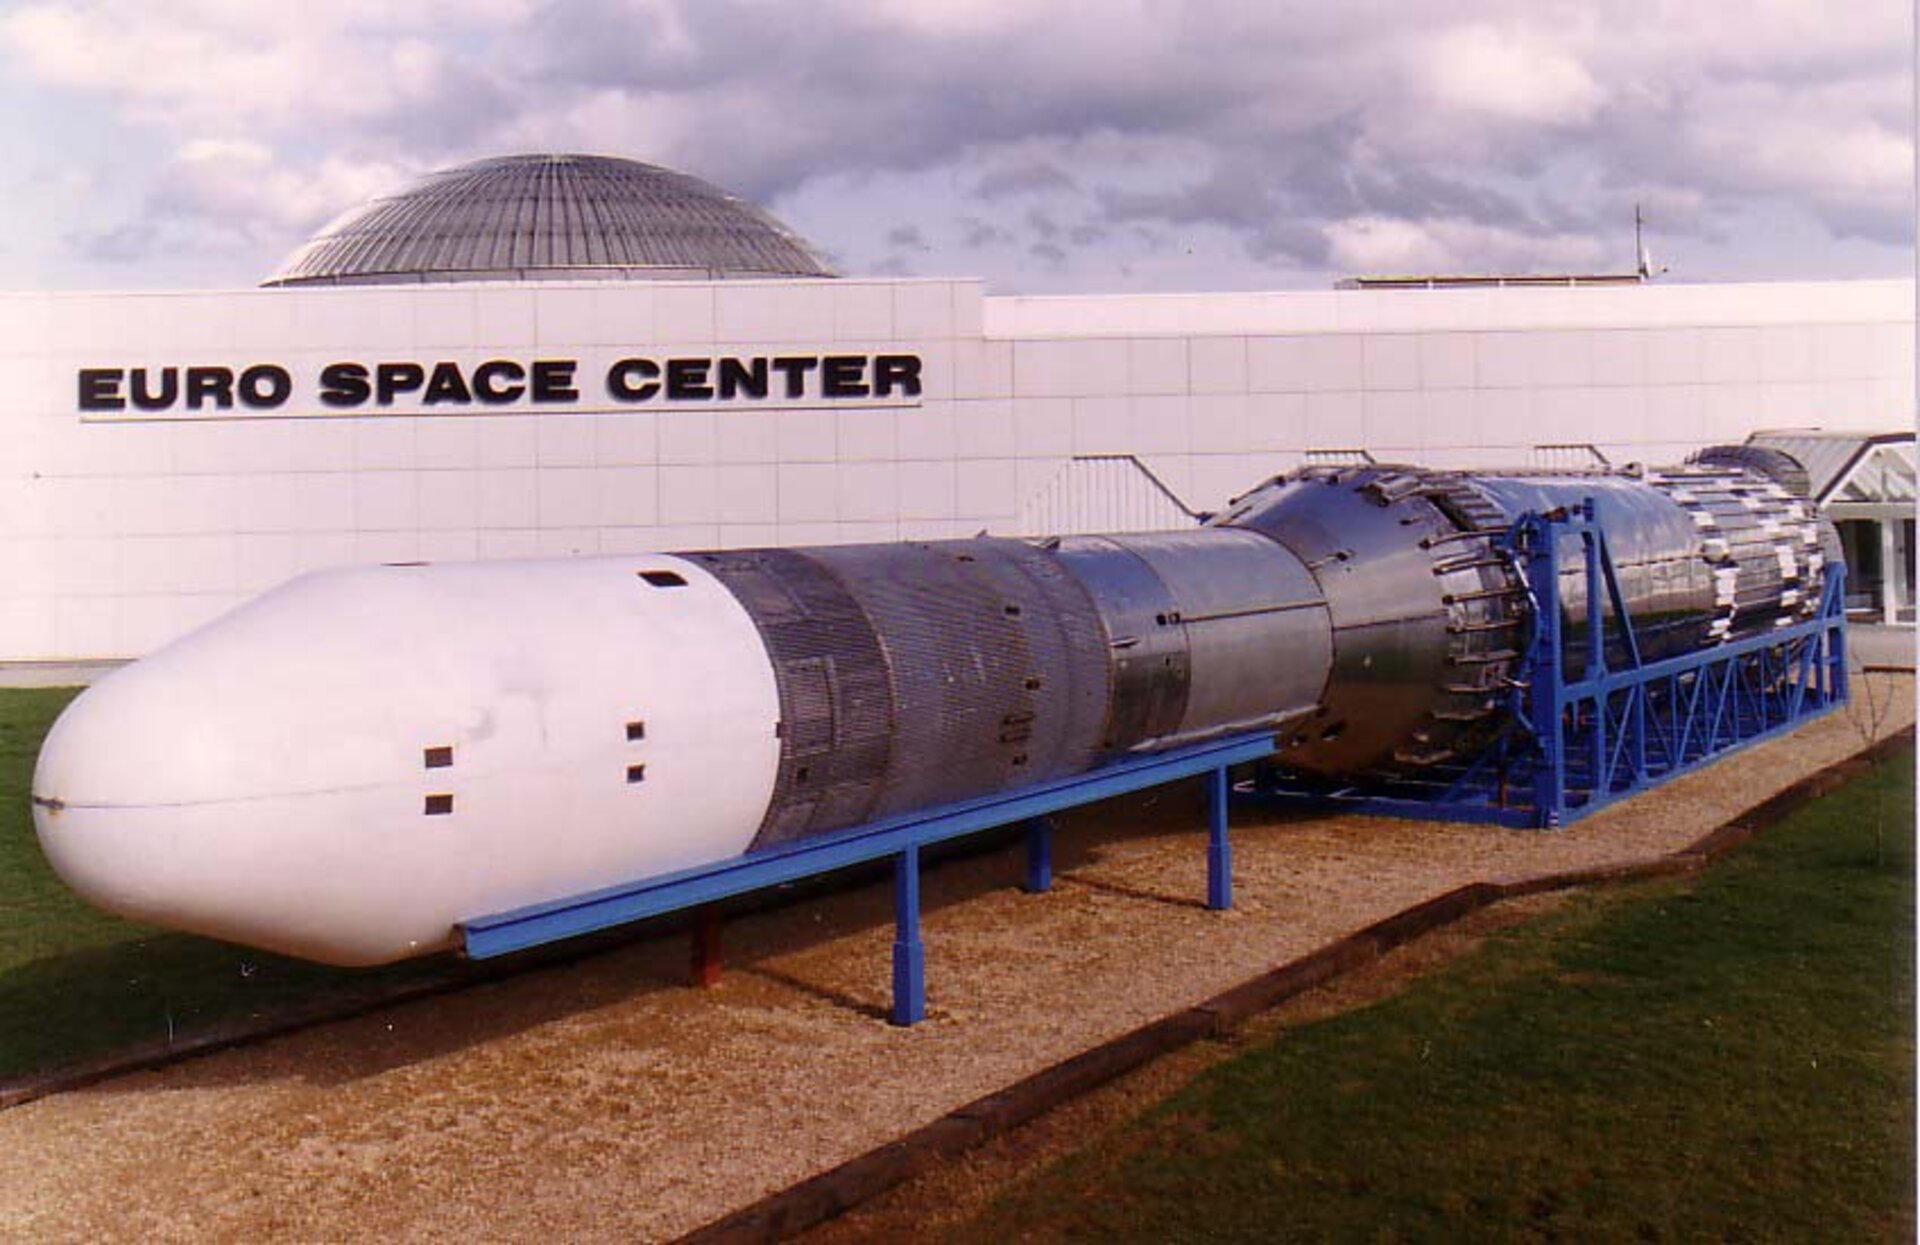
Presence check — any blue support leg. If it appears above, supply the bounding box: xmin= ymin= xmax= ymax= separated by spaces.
xmin=891 ymin=845 xmax=926 ymax=1026
xmin=1023 ymin=816 xmax=1053 ymax=894
xmin=1206 ymin=765 xmax=1232 ymax=911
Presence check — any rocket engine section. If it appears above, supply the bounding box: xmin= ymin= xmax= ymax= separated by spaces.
xmin=29 ymin=447 xmax=1835 ymax=966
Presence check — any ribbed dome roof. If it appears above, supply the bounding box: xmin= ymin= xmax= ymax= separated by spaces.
xmin=263 ymin=153 xmax=836 ymax=287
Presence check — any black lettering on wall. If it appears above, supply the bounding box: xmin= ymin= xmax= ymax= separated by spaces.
xmin=422 ymin=361 xmax=473 ymax=405
xmin=771 ymin=356 xmax=818 ymax=399
xmin=238 ymin=364 xmax=291 ymax=409
xmin=717 ymin=357 xmax=768 ymax=400
xmin=665 ymin=358 xmax=713 ymax=400
xmin=184 ymin=367 xmax=235 ymax=410
xmin=530 ymin=359 xmax=578 ymax=403
xmin=78 ymin=369 xmax=124 ymax=412
xmin=606 ymin=358 xmax=660 ymax=401
xmin=376 ymin=362 xmax=426 ymax=406
xmin=130 ymin=367 xmax=177 ymax=411
xmin=821 ymin=355 xmax=869 ymax=399
xmin=873 ymin=354 xmax=922 ymax=398
xmin=320 ymin=362 xmax=370 ymax=407
xmin=474 ymin=360 xmax=527 ymax=404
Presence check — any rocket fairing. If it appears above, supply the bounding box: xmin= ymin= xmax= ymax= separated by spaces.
xmin=30 ymin=448 xmax=1833 ymax=967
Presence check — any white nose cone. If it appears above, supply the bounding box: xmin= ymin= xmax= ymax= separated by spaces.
xmin=31 ymin=557 xmax=781 ymax=966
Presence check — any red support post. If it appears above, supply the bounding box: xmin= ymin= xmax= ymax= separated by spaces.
xmin=691 ymin=904 xmax=724 ymax=988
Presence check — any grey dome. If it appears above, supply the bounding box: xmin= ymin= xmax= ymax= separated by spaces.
xmin=263 ymin=153 xmax=836 ymax=287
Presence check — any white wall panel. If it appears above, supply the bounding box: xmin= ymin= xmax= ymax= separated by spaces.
xmin=588 ymin=286 xmax=657 ymax=344
xmin=1013 ymin=339 xmax=1129 ymax=398
xmin=1364 ymin=390 xmax=1425 ymax=449
xmin=657 ymin=464 xmax=721 ymax=524
xmin=1415 ymin=333 xmax=1476 ymax=391
xmin=412 ymin=290 xmax=477 ymax=350
xmin=598 ymin=412 xmax=659 ymax=466
xmin=715 ymin=463 xmax=776 ymax=524
xmin=893 ymin=283 xmax=956 ymax=339
xmin=477 ymin=417 xmax=538 ymax=469
xmin=419 ymin=471 xmax=480 ymax=530
xmin=776 ymin=463 xmax=838 ymax=521
xmin=532 ymin=528 xmax=599 ymax=558
xmin=1475 ymin=390 xmax=1533 ymax=452
xmin=831 ymin=283 xmax=894 ymax=341
xmin=475 ymin=469 xmax=537 ymax=528
xmin=1644 ymin=329 xmax=1703 ymax=385
xmin=715 ymin=283 xmax=834 ymax=342
xmin=353 ymin=530 xmax=422 ymax=564
xmin=474 ymin=289 xmax=539 ymax=346
xmin=952 ymin=339 xmax=1014 ymax=398
xmin=596 ymin=465 xmax=660 ymax=527
xmin=652 ymin=285 xmax=716 ymax=341
xmin=775 ymin=408 xmax=838 ymax=462
xmin=898 ymin=460 xmax=957 ymax=520
xmin=955 ymin=458 xmax=1018 ymax=520
xmin=477 ymin=529 xmax=541 ymax=560
xmin=353 ymin=472 xmax=418 ymax=531
xmin=838 ymin=462 xmax=899 ymax=522
xmin=1251 ymin=393 xmax=1313 ymax=451
xmin=1128 ymin=338 xmax=1188 ymax=395
xmin=953 ymin=399 xmax=1016 ymax=459
xmin=352 ymin=419 xmax=417 ymax=470
xmin=1130 ymin=396 xmax=1192 ymax=455
xmin=837 ymin=407 xmax=897 ymax=462
xmin=414 ymin=416 xmax=481 ymax=469
xmin=536 ymin=413 xmax=600 ymax=467
xmin=897 ymin=403 xmax=956 ymax=460
xmin=1362 ymin=335 xmax=1420 ymax=391
xmin=1701 ymin=327 xmax=1763 ymax=384
xmin=1071 ymin=397 xmax=1132 ymax=455
xmin=1189 ymin=336 xmax=1247 ymax=394
xmin=1302 ymin=391 xmax=1364 ymax=449
xmin=1012 ymin=397 xmax=1075 ymax=456
xmin=1189 ymin=394 xmax=1249 ymax=453
xmin=420 ymin=530 xmax=481 ymax=562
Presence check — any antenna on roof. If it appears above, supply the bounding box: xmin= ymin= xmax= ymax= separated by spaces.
xmin=1634 ymin=203 xmax=1668 ymax=281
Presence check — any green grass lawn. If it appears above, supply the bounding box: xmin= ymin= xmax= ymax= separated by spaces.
xmin=0 ymin=688 xmax=448 ymax=1083
xmin=957 ymin=745 xmax=1916 ymax=1242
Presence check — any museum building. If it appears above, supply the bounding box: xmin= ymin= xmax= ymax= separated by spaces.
xmin=1 ymin=153 xmax=1912 ymax=662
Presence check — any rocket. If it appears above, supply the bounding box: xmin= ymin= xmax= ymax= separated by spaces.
xmin=31 ymin=448 xmax=1830 ymax=966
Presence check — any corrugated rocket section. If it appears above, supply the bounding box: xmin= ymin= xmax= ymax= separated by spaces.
xmin=30 ymin=446 xmax=1835 ymax=966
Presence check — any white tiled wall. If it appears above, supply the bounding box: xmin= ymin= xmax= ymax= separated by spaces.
xmin=1 ymin=277 xmax=1911 ymax=659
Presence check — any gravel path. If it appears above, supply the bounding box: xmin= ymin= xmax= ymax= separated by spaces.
xmin=0 ymin=678 xmax=1908 ymax=1243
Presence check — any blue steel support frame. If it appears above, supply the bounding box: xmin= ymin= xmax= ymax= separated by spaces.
xmin=462 ymin=731 xmax=1275 ymax=1025
xmin=1206 ymin=766 xmax=1232 ymax=910
xmin=892 ymin=846 xmax=925 ymax=1026
xmin=1514 ymin=501 xmax=1849 ymax=827
xmin=1023 ymin=817 xmax=1053 ymax=894
xmin=1241 ymin=501 xmax=1847 ymax=829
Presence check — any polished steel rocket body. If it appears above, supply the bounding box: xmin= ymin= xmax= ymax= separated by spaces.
xmin=30 ymin=447 xmax=1835 ymax=965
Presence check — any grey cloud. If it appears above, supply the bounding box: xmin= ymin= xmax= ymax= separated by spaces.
xmin=961 ymin=217 xmax=1014 ymax=249
xmin=974 ymin=161 xmax=1080 ymax=200
xmin=886 ymin=224 xmax=927 ymax=249
xmin=11 ymin=0 xmax=1910 ymax=290
xmin=1025 ymin=208 xmax=1062 ymax=242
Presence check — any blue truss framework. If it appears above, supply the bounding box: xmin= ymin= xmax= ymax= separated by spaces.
xmin=1246 ymin=500 xmax=1849 ymax=829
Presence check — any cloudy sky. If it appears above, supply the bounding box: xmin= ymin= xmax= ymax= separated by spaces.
xmin=0 ymin=0 xmax=1911 ymax=294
